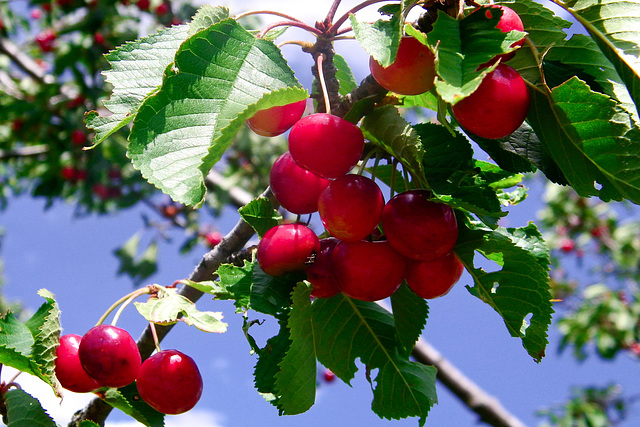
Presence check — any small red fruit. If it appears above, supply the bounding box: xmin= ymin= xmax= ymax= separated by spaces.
xmin=78 ymin=325 xmax=141 ymax=388
xmin=288 ymin=113 xmax=364 ymax=179
xmin=93 ymin=32 xmax=106 ymax=45
xmin=257 ymin=223 xmax=320 ymax=276
xmin=477 ymin=5 xmax=525 ymax=63
xmin=318 ymin=174 xmax=384 ymax=242
xmin=305 ymin=237 xmax=341 ymax=298
xmin=204 ymin=231 xmax=223 ymax=248
xmin=55 ymin=334 xmax=101 ymax=393
xmin=382 ymin=190 xmax=458 ymax=262
xmin=323 ymin=368 xmax=336 ymax=383
xmin=269 ymin=152 xmax=330 ymax=215
xmin=559 ymin=237 xmax=575 ymax=253
xmin=452 ymin=63 xmax=530 ymax=139
xmin=333 ymin=240 xmax=405 ymax=301
xmin=247 ymin=100 xmax=306 ymax=137
xmin=155 ymin=2 xmax=170 ymax=16
xmin=35 ymin=29 xmax=56 ymax=53
xmin=405 ymin=252 xmax=464 ymax=299
xmin=71 ymin=130 xmax=86 ymax=146
xmin=137 ymin=350 xmax=203 ymax=415
xmin=136 ymin=0 xmax=150 ymax=10
xmin=369 ymin=36 xmax=436 ymax=95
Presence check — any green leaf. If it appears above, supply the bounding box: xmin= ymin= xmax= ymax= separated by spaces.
xmin=134 ymin=286 xmax=227 ymax=333
xmin=333 ymin=54 xmax=358 ymax=96
xmin=312 ymin=295 xmax=437 ymax=421
xmin=79 ymin=422 xmax=101 ymax=427
xmin=360 ymin=105 xmax=425 ymax=183
xmin=114 ymin=232 xmax=158 ymax=285
xmin=455 ymin=220 xmax=553 ymax=362
xmin=101 ymin=385 xmax=164 ymax=427
xmin=238 ymin=197 xmax=280 ymax=238
xmin=188 ymin=5 xmax=230 ymax=36
xmin=128 ymin=19 xmax=306 ymax=207
xmin=86 ymin=24 xmax=191 ymax=146
xmin=275 ymin=282 xmax=316 ymax=414
xmin=390 ymin=284 xmax=429 ymax=357
xmin=418 ymin=10 xmax=525 ymax=104
xmin=253 ymin=320 xmax=290 ymax=408
xmin=4 ymin=388 xmax=56 ymax=427
xmin=350 ymin=13 xmax=401 ymax=67
xmin=556 ymin=0 xmax=640 ymax=111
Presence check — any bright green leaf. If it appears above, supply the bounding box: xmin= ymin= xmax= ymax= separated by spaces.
xmin=188 ymin=5 xmax=230 ymax=36
xmin=4 ymin=388 xmax=56 ymax=427
xmin=350 ymin=13 xmax=401 ymax=67
xmin=102 ymin=385 xmax=164 ymax=427
xmin=333 ymin=54 xmax=358 ymax=96
xmin=238 ymin=197 xmax=280 ymax=238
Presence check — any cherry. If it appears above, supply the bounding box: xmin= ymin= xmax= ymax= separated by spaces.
xmin=247 ymin=100 xmax=306 ymax=137
xmin=333 ymin=240 xmax=405 ymax=302
xmin=381 ymin=190 xmax=458 ymax=262
xmin=257 ymin=223 xmax=320 ymax=276
xmin=318 ymin=175 xmax=384 ymax=242
xmin=405 ymin=252 xmax=464 ymax=299
xmin=61 ymin=166 xmax=86 ymax=182
xmin=476 ymin=5 xmax=525 ymax=63
xmin=71 ymin=130 xmax=86 ymax=146
xmin=270 ymin=152 xmax=330 ymax=214
xmin=204 ymin=231 xmax=223 ymax=248
xmin=155 ymin=2 xmax=170 ymax=16
xmin=136 ymin=350 xmax=203 ymax=415
xmin=452 ymin=63 xmax=530 ymax=139
xmin=305 ymin=237 xmax=341 ymax=298
xmin=136 ymin=0 xmax=150 ymax=11
xmin=559 ymin=237 xmax=575 ymax=253
xmin=35 ymin=30 xmax=56 ymax=53
xmin=288 ymin=113 xmax=364 ymax=179
xmin=369 ymin=36 xmax=436 ymax=96
xmin=323 ymin=368 xmax=336 ymax=383
xmin=55 ymin=334 xmax=101 ymax=393
xmin=78 ymin=325 xmax=141 ymax=388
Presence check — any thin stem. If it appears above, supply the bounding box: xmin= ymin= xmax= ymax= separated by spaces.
xmin=277 ymin=39 xmax=315 ymax=49
xmin=234 ymin=10 xmax=305 ymax=23
xmin=95 ymin=291 xmax=141 ymax=327
xmin=149 ymin=323 xmax=161 ymax=354
xmin=357 ymin=147 xmax=380 ymax=176
xmin=329 ymin=0 xmax=393 ymax=35
xmin=324 ymin=0 xmax=343 ymax=26
xmin=317 ymin=54 xmax=332 ymax=115
xmin=389 ymin=159 xmax=398 ymax=199
xmin=257 ymin=20 xmax=323 ymax=39
xmin=108 ymin=287 xmax=153 ymax=327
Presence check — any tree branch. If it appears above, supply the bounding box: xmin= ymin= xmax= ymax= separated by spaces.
xmin=0 ymin=145 xmax=49 ymax=161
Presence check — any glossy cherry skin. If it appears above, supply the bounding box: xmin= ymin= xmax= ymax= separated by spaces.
xmin=288 ymin=113 xmax=364 ymax=179
xmin=55 ymin=334 xmax=101 ymax=393
xmin=318 ymin=175 xmax=384 ymax=242
xmin=78 ymin=325 xmax=141 ymax=388
xmin=381 ymin=190 xmax=458 ymax=262
xmin=257 ymin=223 xmax=320 ymax=276
xmin=305 ymin=237 xmax=341 ymax=298
xmin=270 ymin=152 xmax=330 ymax=214
xmin=479 ymin=5 xmax=525 ymax=63
xmin=136 ymin=350 xmax=203 ymax=415
xmin=370 ymin=36 xmax=436 ymax=95
xmin=405 ymin=252 xmax=464 ymax=299
xmin=452 ymin=64 xmax=530 ymax=139
xmin=333 ymin=240 xmax=405 ymax=302
xmin=246 ymin=99 xmax=306 ymax=137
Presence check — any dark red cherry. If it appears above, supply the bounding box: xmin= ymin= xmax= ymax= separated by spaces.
xmin=305 ymin=237 xmax=341 ymax=298
xmin=257 ymin=223 xmax=320 ymax=276
xmin=137 ymin=349 xmax=203 ymax=415
xmin=270 ymin=152 xmax=330 ymax=214
xmin=55 ymin=334 xmax=101 ymax=393
xmin=405 ymin=252 xmax=464 ymax=299
xmin=247 ymin=100 xmax=306 ymax=137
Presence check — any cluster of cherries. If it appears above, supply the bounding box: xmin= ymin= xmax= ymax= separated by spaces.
xmin=370 ymin=5 xmax=530 ymax=140
xmin=246 ymin=102 xmax=463 ymax=302
xmin=55 ymin=324 xmax=203 ymax=415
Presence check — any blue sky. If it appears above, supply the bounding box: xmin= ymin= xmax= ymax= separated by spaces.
xmin=2 ymin=0 xmax=640 ymax=426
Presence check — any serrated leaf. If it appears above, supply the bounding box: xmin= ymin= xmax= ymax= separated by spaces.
xmin=455 ymin=220 xmax=553 ymax=362
xmin=417 ymin=10 xmax=525 ymax=104
xmin=275 ymin=282 xmax=316 ymax=414
xmin=102 ymin=385 xmax=164 ymax=427
xmin=253 ymin=319 xmax=290 ymax=409
xmin=134 ymin=287 xmax=226 ymax=333
xmin=333 ymin=54 xmax=358 ymax=96
xmin=557 ymin=0 xmax=640 ymax=110
xmin=238 ymin=197 xmax=280 ymax=238
xmin=79 ymin=422 xmax=101 ymax=427
xmin=188 ymin=5 xmax=230 ymax=36
xmin=351 ymin=13 xmax=401 ymax=67
xmin=86 ymin=24 xmax=190 ymax=146
xmin=312 ymin=295 xmax=436 ymax=421
xmin=361 ymin=105 xmax=425 ymax=183
xmin=128 ymin=19 xmax=306 ymax=207
xmin=390 ymin=284 xmax=429 ymax=357
xmin=4 ymin=388 xmax=56 ymax=427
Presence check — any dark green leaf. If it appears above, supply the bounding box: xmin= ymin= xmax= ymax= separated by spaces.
xmin=4 ymin=389 xmax=56 ymax=427
xmin=333 ymin=54 xmax=358 ymax=96
xmin=253 ymin=320 xmax=290 ymax=408
xmin=238 ymin=197 xmax=280 ymax=238
xmin=390 ymin=283 xmax=429 ymax=357
xmin=102 ymin=385 xmax=164 ymax=427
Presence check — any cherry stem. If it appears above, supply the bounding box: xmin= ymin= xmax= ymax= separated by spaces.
xmin=149 ymin=322 xmax=162 ymax=354
xmin=328 ymin=0 xmax=392 ymax=35
xmin=96 ymin=286 xmax=153 ymax=327
xmin=402 ymin=165 xmax=411 ymax=191
xmin=257 ymin=20 xmax=323 ymax=39
xmin=277 ymin=40 xmax=315 ymax=49
xmin=357 ymin=147 xmax=380 ymax=176
xmin=324 ymin=0 xmax=343 ymax=27
xmin=234 ymin=10 xmax=305 ymax=23
xmin=316 ymin=53 xmax=332 ymax=115
xmin=389 ymin=159 xmax=398 ymax=199
xmin=111 ymin=287 xmax=152 ymax=327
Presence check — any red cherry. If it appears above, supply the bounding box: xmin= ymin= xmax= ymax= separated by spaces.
xmin=381 ymin=190 xmax=458 ymax=262
xmin=137 ymin=350 xmax=203 ymax=415
xmin=257 ymin=224 xmax=320 ymax=276
xmin=305 ymin=237 xmax=341 ymax=298
xmin=405 ymin=252 xmax=464 ymax=299
xmin=477 ymin=5 xmax=525 ymax=63
xmin=61 ymin=166 xmax=77 ymax=181
xmin=333 ymin=240 xmax=405 ymax=302
xmin=155 ymin=2 xmax=170 ymax=16
xmin=318 ymin=175 xmax=384 ymax=242
xmin=269 ymin=152 xmax=330 ymax=215
xmin=452 ymin=64 xmax=530 ymax=139
xmin=288 ymin=113 xmax=364 ymax=179
xmin=31 ymin=9 xmax=42 ymax=19
xmin=93 ymin=32 xmax=106 ymax=45
xmin=71 ymin=130 xmax=86 ymax=146
xmin=559 ymin=237 xmax=575 ymax=253
xmin=136 ymin=0 xmax=150 ymax=10
xmin=369 ymin=36 xmax=436 ymax=95
xmin=55 ymin=334 xmax=101 ymax=393
xmin=204 ymin=231 xmax=223 ymax=248
xmin=323 ymin=368 xmax=336 ymax=383
xmin=78 ymin=325 xmax=141 ymax=388
xmin=35 ymin=30 xmax=56 ymax=53
xmin=247 ymin=100 xmax=307 ymax=137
